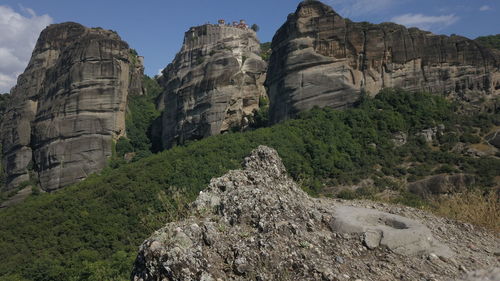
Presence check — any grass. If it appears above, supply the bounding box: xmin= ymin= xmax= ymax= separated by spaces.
xmin=427 ymin=190 xmax=500 ymax=233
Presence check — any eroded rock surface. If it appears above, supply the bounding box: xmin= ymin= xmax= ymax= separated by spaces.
xmin=132 ymin=146 xmax=499 ymax=281
xmin=408 ymin=173 xmax=475 ymax=197
xmin=332 ymin=206 xmax=453 ymax=257
xmin=266 ymin=0 xmax=500 ymax=123
xmin=456 ymin=268 xmax=500 ymax=281
xmin=486 ymin=130 xmax=500 ymax=149
xmin=156 ymin=24 xmax=267 ymax=148
xmin=1 ymin=22 xmax=143 ymax=191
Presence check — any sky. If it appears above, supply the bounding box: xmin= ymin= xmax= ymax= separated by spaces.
xmin=0 ymin=0 xmax=498 ymax=93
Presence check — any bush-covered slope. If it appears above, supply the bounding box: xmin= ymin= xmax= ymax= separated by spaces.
xmin=475 ymin=34 xmax=500 ymax=51
xmin=0 ymin=89 xmax=499 ymax=281
xmin=115 ymin=75 xmax=162 ymax=160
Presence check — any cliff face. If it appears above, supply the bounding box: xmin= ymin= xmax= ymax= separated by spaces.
xmin=156 ymin=24 xmax=267 ymax=149
xmin=266 ymin=0 xmax=500 ymax=123
xmin=1 ymin=22 xmax=143 ymax=191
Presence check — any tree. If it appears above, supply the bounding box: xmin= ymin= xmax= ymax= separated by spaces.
xmin=251 ymin=24 xmax=260 ymax=32
xmin=475 ymin=34 xmax=500 ymax=51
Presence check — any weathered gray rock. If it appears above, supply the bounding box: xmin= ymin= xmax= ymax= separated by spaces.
xmin=266 ymin=0 xmax=500 ymax=123
xmin=408 ymin=173 xmax=475 ymax=197
xmin=391 ymin=131 xmax=407 ymax=146
xmin=1 ymin=22 xmax=143 ymax=191
xmin=156 ymin=24 xmax=267 ymax=148
xmin=486 ymin=130 xmax=500 ymax=149
xmin=455 ymin=267 xmax=500 ymax=281
xmin=132 ymin=146 xmax=499 ymax=281
xmin=332 ymin=206 xmax=453 ymax=257
xmin=0 ymin=186 xmax=33 ymax=209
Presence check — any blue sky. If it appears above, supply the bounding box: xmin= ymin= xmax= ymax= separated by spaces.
xmin=0 ymin=0 xmax=498 ymax=92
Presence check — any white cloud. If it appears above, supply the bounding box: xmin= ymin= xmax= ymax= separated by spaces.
xmin=327 ymin=0 xmax=398 ymax=17
xmin=0 ymin=73 xmax=17 ymax=93
xmin=479 ymin=5 xmax=491 ymax=11
xmin=391 ymin=13 xmax=459 ymax=31
xmin=0 ymin=6 xmax=52 ymax=93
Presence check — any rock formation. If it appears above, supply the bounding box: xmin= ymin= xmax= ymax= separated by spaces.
xmin=266 ymin=0 xmax=500 ymax=123
xmin=156 ymin=24 xmax=267 ymax=149
xmin=486 ymin=130 xmax=500 ymax=149
xmin=1 ymin=22 xmax=144 ymax=191
xmin=408 ymin=173 xmax=475 ymax=197
xmin=132 ymin=146 xmax=499 ymax=281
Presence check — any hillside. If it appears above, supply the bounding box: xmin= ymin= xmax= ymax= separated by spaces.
xmin=132 ymin=146 xmax=498 ymax=281
xmin=0 ymin=89 xmax=498 ymax=281
xmin=476 ymin=34 xmax=500 ymax=51
xmin=0 ymin=1 xmax=499 ymax=280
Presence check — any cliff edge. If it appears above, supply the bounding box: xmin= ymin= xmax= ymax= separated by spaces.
xmin=156 ymin=23 xmax=267 ymax=149
xmin=1 ymin=22 xmax=144 ymax=191
xmin=266 ymin=0 xmax=500 ymax=123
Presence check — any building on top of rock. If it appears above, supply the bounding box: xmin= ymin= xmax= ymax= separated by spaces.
xmin=183 ymin=22 xmax=254 ymax=50
xmin=155 ymin=22 xmax=267 ymax=149
xmin=265 ymin=0 xmax=500 ymax=123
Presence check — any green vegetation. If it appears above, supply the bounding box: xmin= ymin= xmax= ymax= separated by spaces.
xmin=196 ymin=56 xmax=204 ymax=65
xmin=250 ymin=95 xmax=270 ymax=129
xmin=260 ymin=42 xmax=271 ymax=62
xmin=0 ymin=93 xmax=10 ymax=114
xmin=475 ymin=34 xmax=500 ymax=50
xmin=129 ymin=49 xmax=139 ymax=67
xmin=115 ymin=76 xmax=162 ymax=161
xmin=0 ymin=89 xmax=499 ymax=280
xmin=0 ymin=94 xmax=10 ymax=198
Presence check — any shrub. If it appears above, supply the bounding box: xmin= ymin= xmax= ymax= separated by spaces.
xmin=460 ymin=133 xmax=481 ymax=144
xmin=0 ymin=88 xmax=498 ymax=280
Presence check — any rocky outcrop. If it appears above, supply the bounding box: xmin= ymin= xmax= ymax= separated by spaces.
xmin=1 ymin=22 xmax=143 ymax=191
xmin=156 ymin=24 xmax=267 ymax=149
xmin=266 ymin=0 xmax=500 ymax=123
xmin=457 ymin=268 xmax=500 ymax=281
xmin=132 ymin=146 xmax=499 ymax=281
xmin=408 ymin=174 xmax=475 ymax=197
xmin=486 ymin=130 xmax=500 ymax=149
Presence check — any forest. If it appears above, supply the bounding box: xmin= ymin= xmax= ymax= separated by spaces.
xmin=0 ymin=86 xmax=498 ymax=281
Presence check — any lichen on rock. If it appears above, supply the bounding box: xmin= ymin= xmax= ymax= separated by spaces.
xmin=132 ymin=146 xmax=499 ymax=281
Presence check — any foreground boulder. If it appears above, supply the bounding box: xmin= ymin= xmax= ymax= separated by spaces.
xmin=156 ymin=23 xmax=267 ymax=149
xmin=132 ymin=146 xmax=499 ymax=281
xmin=1 ymin=22 xmax=143 ymax=191
xmin=266 ymin=0 xmax=500 ymax=123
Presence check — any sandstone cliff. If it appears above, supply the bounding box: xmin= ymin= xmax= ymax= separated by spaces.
xmin=266 ymin=0 xmax=500 ymax=123
xmin=132 ymin=146 xmax=499 ymax=280
xmin=1 ymin=22 xmax=143 ymax=191
xmin=156 ymin=24 xmax=267 ymax=149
